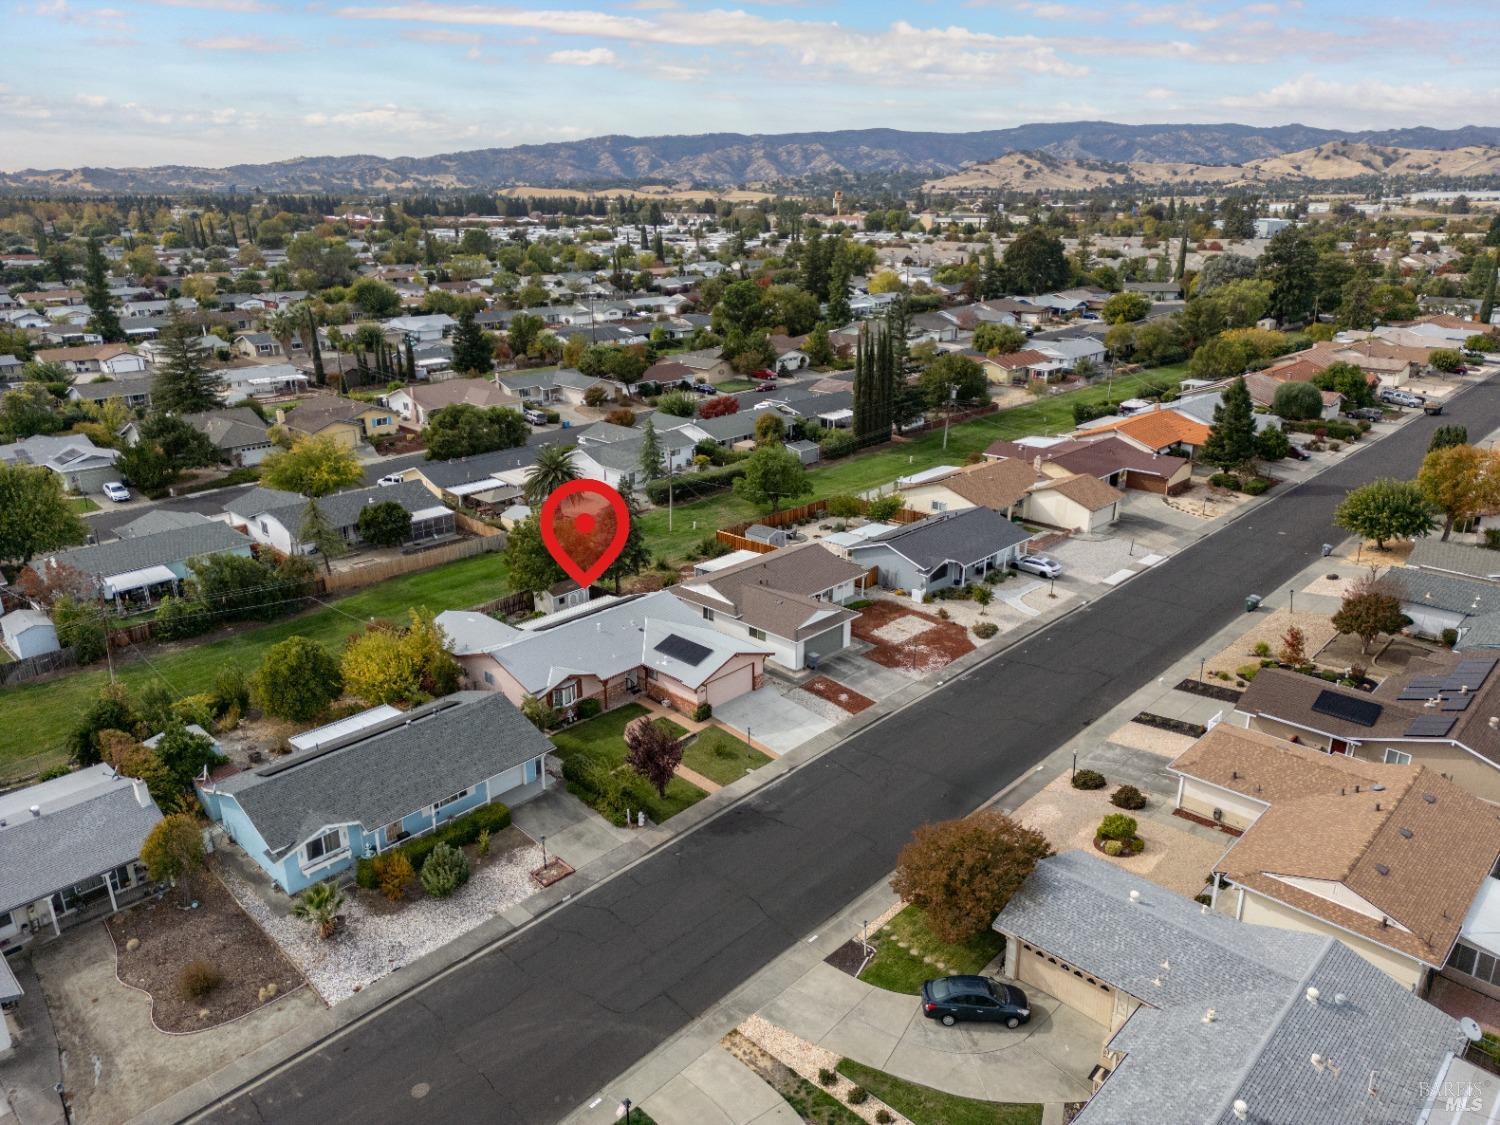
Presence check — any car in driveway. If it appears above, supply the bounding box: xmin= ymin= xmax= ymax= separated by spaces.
xmin=1380 ymin=389 xmax=1425 ymax=408
xmin=102 ymin=481 xmax=131 ymax=502
xmin=921 ymin=976 xmax=1031 ymax=1028
xmin=1015 ymin=554 xmax=1063 ymax=579
xmin=1345 ymin=407 xmax=1384 ymax=423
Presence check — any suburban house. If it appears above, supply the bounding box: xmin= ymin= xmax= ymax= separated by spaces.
xmin=215 ymin=364 xmax=310 ymax=404
xmin=232 ymin=332 xmax=289 ymax=359
xmin=66 ymin=374 xmax=155 ymax=411
xmin=1409 ymin=538 xmax=1500 ymax=584
xmin=894 ymin=458 xmax=1123 ymax=534
xmin=1169 ymin=723 xmax=1500 ymax=997
xmin=386 ymin=379 xmax=519 ymax=428
xmin=0 ymin=434 xmax=120 ymax=495
xmin=1242 ymin=370 xmax=1342 ymax=420
xmin=847 ymin=508 xmax=1033 ymax=599
xmin=402 ymin=450 xmax=528 ymax=511
xmin=0 ymin=765 xmax=163 ymax=950
xmin=670 ymin=542 xmax=866 ymax=671
xmin=37 ymin=514 xmax=254 ymax=606
xmin=1233 ymin=654 xmax=1500 ymax=803
xmin=501 ymin=368 xmax=625 ymax=407
xmin=276 ymin=397 xmax=397 ymax=447
xmin=195 ymin=692 xmax=549 ymax=895
xmin=983 ymin=435 xmax=1192 ymax=496
xmin=385 ymin=314 xmax=457 ymax=344
xmin=992 ymin=851 xmax=1468 ymax=1125
xmin=224 ymin=481 xmax=455 ymax=555
xmin=0 ymin=608 xmax=59 ymax=660
xmin=1381 ymin=566 xmax=1500 ymax=647
xmin=33 ymin=343 xmax=147 ymax=379
xmin=183 ymin=407 xmax=275 ymax=467
xmin=1076 ymin=406 xmax=1212 ymax=457
xmin=436 ymin=590 xmax=772 ymax=717
xmin=974 ymin=349 xmax=1058 ymax=386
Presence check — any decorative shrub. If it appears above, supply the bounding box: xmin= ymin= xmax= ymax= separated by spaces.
xmin=1072 ymin=769 xmax=1106 ymax=790
xmin=477 ymin=828 xmax=491 ymax=857
xmin=876 ymin=1111 xmax=895 ymax=1124
xmin=1236 ymin=663 xmax=1260 ymax=682
xmin=1252 ymin=641 xmax=1271 ymax=657
xmin=1209 ymin=472 xmax=1241 ymax=490
xmin=374 ymin=851 xmax=415 ymax=902
xmin=973 ymin=622 xmax=999 ymax=639
xmin=574 ymin=698 xmax=602 ymax=721
xmin=355 ymin=857 xmax=377 ymax=889
xmin=1443 ymin=628 xmax=1459 ymax=648
xmin=1241 ymin=478 xmax=1270 ymax=496
xmin=1111 ymin=785 xmax=1147 ymax=811
xmin=973 ymin=585 xmax=993 ymax=606
xmin=818 ymin=1068 xmax=837 ymax=1087
xmin=1101 ymin=839 xmax=1125 ymax=857
xmin=826 ymin=494 xmax=863 ymax=518
xmin=1098 ymin=813 xmax=1138 ymax=841
xmin=936 ymin=607 xmax=951 ymax=620
xmin=420 ymin=843 xmax=471 ymax=898
xmin=172 ymin=693 xmax=220 ymax=729
xmin=692 ymin=702 xmax=712 ymax=722
xmin=178 ymin=959 xmax=223 ymax=1000
xmin=847 ymin=1087 xmax=868 ymax=1106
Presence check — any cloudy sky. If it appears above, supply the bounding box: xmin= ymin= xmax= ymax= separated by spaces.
xmin=4 ymin=0 xmax=1498 ymax=170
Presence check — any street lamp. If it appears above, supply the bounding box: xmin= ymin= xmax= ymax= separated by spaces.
xmin=1199 ymin=656 xmax=1206 ymax=683
xmin=1289 ymin=587 xmax=1296 ymax=616
xmin=540 ymin=834 xmax=547 ymax=870
xmin=617 ymin=1098 xmax=634 ymax=1123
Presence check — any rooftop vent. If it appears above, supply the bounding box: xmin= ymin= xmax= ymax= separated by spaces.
xmin=1376 ymin=864 xmax=1390 ymax=876
xmin=1129 ymin=889 xmax=1141 ymax=903
xmin=1202 ymin=1008 xmax=1217 ymax=1023
xmin=1232 ymin=1099 xmax=1249 ymax=1121
xmin=1306 ymin=986 xmax=1320 ymax=1005
xmin=1424 ymin=793 xmax=1437 ymax=804
xmin=1370 ymin=784 xmax=1385 ymax=792
xmin=29 ymin=805 xmax=40 ymax=818
xmin=1399 ymin=827 xmax=1413 ymax=839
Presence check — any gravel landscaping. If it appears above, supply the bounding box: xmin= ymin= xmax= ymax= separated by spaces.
xmin=1202 ymin=609 xmax=1339 ymax=682
xmin=800 ymin=675 xmax=875 ymax=715
xmin=852 ymin=600 xmax=974 ymax=675
xmin=106 ymin=869 xmax=306 ymax=1032
xmin=218 ymin=828 xmax=539 ymax=1005
xmin=730 ymin=1018 xmax=909 ymax=1125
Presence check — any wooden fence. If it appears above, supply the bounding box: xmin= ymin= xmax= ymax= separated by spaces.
xmin=452 ymin=511 xmax=504 ymax=538
xmin=718 ymin=496 xmax=926 ymax=552
xmin=469 ymin=590 xmax=537 ymax=618
xmin=318 ymin=533 xmax=504 ymax=593
xmin=0 ymin=646 xmax=79 ymax=687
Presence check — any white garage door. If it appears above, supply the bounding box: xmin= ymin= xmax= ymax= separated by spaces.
xmin=705 ymin=664 xmax=754 ymax=708
xmin=1016 ymin=940 xmax=1115 ymax=1028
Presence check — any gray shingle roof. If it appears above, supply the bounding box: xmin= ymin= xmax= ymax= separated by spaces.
xmin=51 ymin=520 xmax=251 ymax=580
xmin=219 ymin=692 xmax=551 ymax=858
xmin=852 ymin=507 xmax=1031 ymax=570
xmin=997 ymin=852 xmax=1464 ymax=1125
xmin=68 ymin=374 xmax=155 ymax=402
xmin=0 ymin=766 xmax=163 ymax=914
xmin=229 ymin=481 xmax=443 ymax=531
xmin=185 ymin=407 xmax=271 ymax=452
xmin=1408 ymin=538 xmax=1500 ymax=582
xmin=1386 ymin=567 xmax=1500 ymax=617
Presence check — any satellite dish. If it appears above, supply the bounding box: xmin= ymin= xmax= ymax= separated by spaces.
xmin=1462 ymin=1017 xmax=1483 ymax=1042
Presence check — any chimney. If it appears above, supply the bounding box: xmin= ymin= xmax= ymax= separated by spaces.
xmin=131 ymin=778 xmax=151 ymax=808
xmin=1033 ymin=454 xmax=1042 ymax=473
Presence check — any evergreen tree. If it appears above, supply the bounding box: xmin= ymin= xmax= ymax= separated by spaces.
xmin=1199 ymin=376 xmax=1257 ymax=470
xmin=826 ymin=254 xmax=852 ymax=326
xmin=405 ymin=337 xmax=417 ymax=381
xmin=805 ymin=322 xmax=834 ymax=367
xmin=306 ymin=306 xmax=326 ymax=387
xmin=82 ymin=237 xmax=123 ymax=343
xmin=451 ymin=309 xmax=492 ymax=374
xmin=1481 ymin=251 xmax=1498 ymax=326
xmin=152 ymin=305 xmax=219 ymax=414
xmin=298 ymin=499 xmax=346 ymax=574
xmin=1174 ymin=226 xmax=1188 ymax=281
xmin=638 ymin=418 xmax=665 ymax=481
xmin=979 ymin=244 xmax=1005 ymax=299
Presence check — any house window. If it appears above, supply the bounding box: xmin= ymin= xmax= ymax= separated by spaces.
xmin=483 ymin=670 xmax=495 ymax=685
xmin=553 ymin=683 xmax=577 ymax=707
xmin=434 ymin=788 xmax=471 ymax=812
xmin=749 ymin=627 xmax=766 ymax=640
xmin=702 ymin=607 xmax=715 ymax=622
xmin=305 ymin=829 xmax=344 ymax=865
xmin=931 ymin=501 xmax=947 ymax=512
xmin=1383 ymin=748 xmax=1412 ymax=765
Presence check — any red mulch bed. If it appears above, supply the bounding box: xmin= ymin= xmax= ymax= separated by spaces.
xmin=850 ymin=600 xmax=975 ymax=673
xmin=800 ymin=675 xmax=875 ymax=715
xmin=106 ymin=868 xmax=304 ymax=1032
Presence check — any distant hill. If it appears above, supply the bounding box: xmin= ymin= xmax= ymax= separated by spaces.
xmin=6 ymin=123 xmax=1500 ymax=194
xmin=923 ymin=140 xmax=1500 ymax=193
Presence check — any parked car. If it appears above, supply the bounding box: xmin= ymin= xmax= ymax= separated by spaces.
xmin=1380 ymin=389 xmax=1425 ymax=408
xmin=376 ymin=472 xmax=406 ymax=487
xmin=1015 ymin=554 xmax=1063 ymax=579
xmin=1286 ymin=444 xmax=1311 ymax=461
xmin=1345 ymin=407 xmax=1384 ymax=423
xmin=522 ymin=408 xmax=548 ymax=425
xmin=102 ymin=481 xmax=130 ymax=502
xmin=921 ymin=977 xmax=1030 ymax=1028
xmin=692 ymin=382 xmax=717 ymax=396
xmin=756 ymin=382 xmax=776 ymax=392
xmin=1424 ymin=400 xmax=1445 ymax=416
xmin=753 ymin=369 xmax=778 ymax=381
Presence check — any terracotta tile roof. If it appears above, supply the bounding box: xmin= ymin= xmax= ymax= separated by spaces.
xmin=1078 ymin=408 xmax=1212 ymax=451
xmin=941 ymin=459 xmax=1038 ymax=511
xmin=1035 ymin=473 xmax=1125 ymax=512
xmin=1243 ymin=370 xmax=1342 ymax=409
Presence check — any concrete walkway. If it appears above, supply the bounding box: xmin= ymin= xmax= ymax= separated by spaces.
xmin=2 ymin=956 xmax=65 ymax=1125
xmin=757 ymin=962 xmax=1098 ymax=1105
xmin=645 ymin=1048 xmax=799 ymax=1125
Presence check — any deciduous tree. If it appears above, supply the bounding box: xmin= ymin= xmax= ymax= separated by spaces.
xmin=1418 ymin=444 xmax=1500 ymax=540
xmin=252 ymin=635 xmax=343 ymax=721
xmin=624 ymin=716 xmax=685 ymax=798
xmin=261 ymin=434 xmax=362 ymax=496
xmin=1332 ymin=573 xmax=1408 ymax=654
xmin=1334 ymin=478 xmax=1436 ymax=549
xmin=141 ymin=813 xmax=206 ymax=904
xmin=732 ymin=443 xmax=812 ymax=513
xmin=0 ymin=462 xmax=84 ymax=570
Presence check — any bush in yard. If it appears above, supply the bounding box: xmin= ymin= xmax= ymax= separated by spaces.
xmin=356 ymin=857 xmax=377 ymax=890
xmin=374 ymin=851 xmax=415 ymax=902
xmin=1252 ymin=641 xmax=1271 ymax=658
xmin=692 ymin=702 xmax=712 ymax=722
xmin=177 ymin=960 xmax=223 ymax=1001
xmin=1098 ymin=813 xmax=1138 ymax=842
xmin=818 ymin=1068 xmax=837 ymax=1087
xmin=141 ymin=813 xmax=205 ymax=903
xmin=847 ymin=1087 xmax=868 ymax=1106
xmin=1242 ymin=478 xmax=1270 ymax=496
xmin=876 ymin=1111 xmax=895 ymax=1124
xmin=1279 ymin=626 xmax=1307 ymax=665
xmin=1111 ymin=785 xmax=1147 ymax=810
xmin=1255 ymin=426 xmax=1291 ymax=462
xmin=213 ymin=665 xmax=250 ymax=715
xmin=291 ymin=882 xmax=346 ymax=939
xmin=866 ymin=494 xmax=904 ymax=521
xmin=826 ymin=494 xmax=863 ymax=518
xmin=973 ymin=584 xmax=993 ymax=606
xmin=574 ymin=698 xmax=602 ymax=721
xmin=1071 ymin=769 xmax=1106 ymax=790
xmin=1101 ymin=839 xmax=1125 ymax=857
xmin=172 ymin=692 xmax=219 ymax=730
xmin=1209 ymin=472 xmax=1241 ymax=490
xmin=819 ymin=429 xmax=857 ymax=459
xmin=421 ymin=842 xmax=471 ymax=898
xmin=1236 ymin=663 xmax=1261 ymax=681
xmin=890 ymin=810 xmax=1052 ymax=944
xmin=355 ymin=501 xmax=413 ymax=548
xmin=477 ymin=828 xmax=491 ymax=857
xmin=973 ymin=622 xmax=999 ymax=639
xmin=252 ymin=636 xmax=342 ymax=722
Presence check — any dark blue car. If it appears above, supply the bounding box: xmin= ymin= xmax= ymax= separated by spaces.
xmin=921 ymin=976 xmax=1031 ymax=1028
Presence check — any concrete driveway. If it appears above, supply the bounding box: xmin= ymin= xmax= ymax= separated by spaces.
xmin=816 ymin=648 xmax=920 ymax=699
xmin=645 ymin=1048 xmax=799 ymax=1125
xmin=757 ymin=962 xmax=1099 ymax=1105
xmin=714 ymin=687 xmax=833 ymax=756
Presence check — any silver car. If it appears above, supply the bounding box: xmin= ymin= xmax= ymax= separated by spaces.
xmin=1015 ymin=554 xmax=1063 ymax=579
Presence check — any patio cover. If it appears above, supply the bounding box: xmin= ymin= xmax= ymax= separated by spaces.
xmin=1461 ymin=877 xmax=1500 ymax=959
xmin=102 ymin=564 xmax=177 ymax=598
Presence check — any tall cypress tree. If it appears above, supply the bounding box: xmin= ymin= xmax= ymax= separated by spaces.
xmin=405 ymin=338 xmax=417 ymax=381
xmin=1481 ymin=251 xmax=1498 ymax=326
xmin=306 ymin=306 xmax=326 ymax=387
xmin=1174 ymin=225 xmax=1189 ymax=281
xmin=82 ymin=237 xmax=123 ymax=343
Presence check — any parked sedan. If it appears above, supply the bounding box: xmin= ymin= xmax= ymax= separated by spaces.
xmin=1015 ymin=554 xmax=1063 ymax=579
xmin=756 ymin=382 xmax=776 ymax=392
xmin=102 ymin=481 xmax=131 ymax=502
xmin=921 ymin=976 xmax=1031 ymax=1028
xmin=1345 ymin=407 xmax=1384 ymax=423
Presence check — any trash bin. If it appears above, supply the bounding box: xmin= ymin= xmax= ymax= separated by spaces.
xmin=1245 ymin=594 xmax=1263 ymax=612
xmin=1321 ymin=543 xmax=1333 ymax=557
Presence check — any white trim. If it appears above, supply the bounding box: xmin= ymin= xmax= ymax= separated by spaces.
xmin=1229 ymin=879 xmax=1439 ymax=969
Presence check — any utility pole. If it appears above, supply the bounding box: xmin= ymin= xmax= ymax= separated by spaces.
xmin=942 ymin=383 xmax=957 ymax=451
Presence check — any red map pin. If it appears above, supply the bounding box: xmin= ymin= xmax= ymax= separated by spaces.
xmin=538 ymin=479 xmax=631 ymax=589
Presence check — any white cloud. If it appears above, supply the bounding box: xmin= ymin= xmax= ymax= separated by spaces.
xmin=1219 ymin=74 xmax=1500 ymax=127
xmin=151 ymin=0 xmax=275 ymax=10
xmin=184 ymin=34 xmax=298 ymax=51
xmin=401 ymin=27 xmax=482 ymax=43
xmin=548 ymin=46 xmax=616 ymax=65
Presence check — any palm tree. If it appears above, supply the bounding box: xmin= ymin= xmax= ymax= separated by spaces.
xmin=264 ymin=307 xmax=300 ymax=359
xmin=290 ymin=882 xmax=345 ymax=940
xmin=523 ymin=444 xmax=580 ymax=506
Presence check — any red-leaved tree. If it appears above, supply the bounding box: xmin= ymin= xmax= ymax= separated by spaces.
xmin=698 ymin=395 xmax=741 ymax=419
xmin=624 ymin=716 xmax=686 ymax=797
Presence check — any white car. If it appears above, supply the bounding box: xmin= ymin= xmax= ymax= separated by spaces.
xmin=1015 ymin=554 xmax=1063 ymax=579
xmin=376 ymin=472 xmax=405 ymax=487
xmin=102 ymin=481 xmax=131 ymax=502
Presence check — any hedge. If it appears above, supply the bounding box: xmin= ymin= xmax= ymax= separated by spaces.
xmin=354 ymin=801 xmax=512 ymax=888
xmin=645 ymin=462 xmax=747 ymax=504
xmin=1284 ymin=418 xmax=1363 ymax=441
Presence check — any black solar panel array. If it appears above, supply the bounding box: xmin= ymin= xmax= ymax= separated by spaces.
xmin=1443 ymin=659 xmax=1498 ymax=692
xmin=1406 ymin=715 xmax=1457 ymax=738
xmin=1441 ymin=695 xmax=1474 ymax=712
xmin=1311 ymin=689 xmax=1383 ymax=728
xmin=654 ymin=634 xmax=713 ymax=667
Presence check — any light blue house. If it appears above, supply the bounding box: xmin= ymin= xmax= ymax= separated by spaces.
xmin=41 ymin=512 xmax=253 ymax=607
xmin=196 ymin=692 xmax=551 ymax=895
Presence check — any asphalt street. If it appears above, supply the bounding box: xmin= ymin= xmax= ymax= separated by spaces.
xmin=200 ymin=378 xmax=1499 ymax=1125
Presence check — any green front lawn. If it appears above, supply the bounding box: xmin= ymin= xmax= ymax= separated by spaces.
xmin=836 ymin=1060 xmax=1042 ymax=1125
xmin=548 ymin=703 xmax=707 ymax=823
xmin=0 ymin=552 xmax=513 ymax=781
xmin=716 ymin=378 xmax=757 ymax=393
xmin=67 ymin=496 xmax=101 ymax=514
xmin=638 ymin=364 xmax=1190 ymax=562
xmin=859 ymin=904 xmax=1007 ymax=995
xmin=681 ymin=727 xmax=771 ymax=786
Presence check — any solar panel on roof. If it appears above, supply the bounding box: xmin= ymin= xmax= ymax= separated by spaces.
xmin=1398 ymin=688 xmax=1438 ymax=701
xmin=1311 ymin=689 xmax=1382 ymax=728
xmin=1443 ymin=659 xmax=1499 ymax=692
xmin=1406 ymin=678 xmax=1446 ymax=692
xmin=654 ymin=634 xmax=713 ymax=667
xmin=1405 ymin=715 xmax=1456 ymax=738
xmin=1441 ymin=695 xmax=1473 ymax=711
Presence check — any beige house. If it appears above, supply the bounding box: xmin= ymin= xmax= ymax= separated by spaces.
xmin=1170 ymin=723 xmax=1500 ymax=994
xmin=386 ymin=379 xmax=519 ymax=428
xmin=276 ymin=397 xmax=398 ymax=448
xmin=896 ymin=458 xmax=1122 ymax=534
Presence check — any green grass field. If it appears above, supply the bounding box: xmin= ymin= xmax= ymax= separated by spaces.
xmin=639 ymin=365 xmax=1190 ymax=561
xmin=547 ymin=703 xmax=707 ymax=823
xmin=859 ymin=905 xmax=1007 ymax=995
xmin=0 ymin=551 xmax=513 ymax=781
xmin=836 ymin=1060 xmax=1042 ymax=1125
xmin=67 ymin=496 xmax=101 ymax=514
xmin=681 ymin=726 xmax=771 ymax=786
